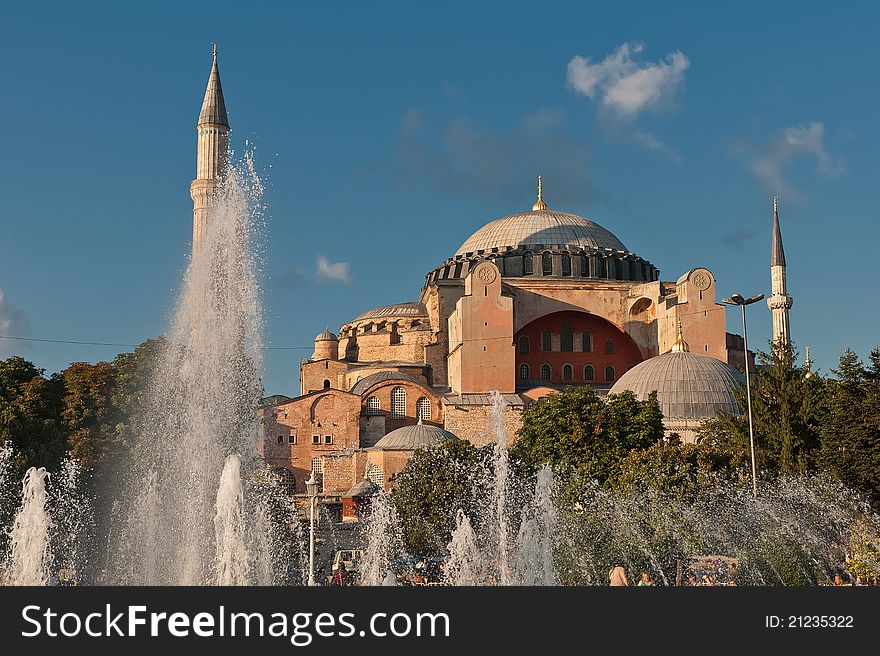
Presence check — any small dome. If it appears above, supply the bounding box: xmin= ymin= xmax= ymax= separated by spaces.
xmin=315 ymin=330 xmax=338 ymax=342
xmin=456 ymin=209 xmax=628 ymax=256
xmin=609 ymin=351 xmax=744 ymax=421
xmin=372 ymin=421 xmax=459 ymax=451
xmin=345 ymin=478 xmax=380 ymax=498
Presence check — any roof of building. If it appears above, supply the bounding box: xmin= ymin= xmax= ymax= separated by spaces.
xmin=349 ymin=370 xmax=427 ymax=395
xmin=442 ymin=393 xmax=525 ymax=407
xmin=315 ymin=330 xmax=338 ymax=341
xmin=609 ymin=350 xmax=744 ymax=421
xmin=456 ymin=209 xmax=628 ymax=256
xmin=456 ymin=180 xmax=628 ymax=255
xmin=371 ymin=419 xmax=460 ymax=450
xmin=198 ymin=46 xmax=228 ymax=127
xmin=260 ymin=394 xmax=292 ymax=407
xmin=345 ymin=478 xmax=380 ymax=498
xmin=354 ymin=302 xmax=427 ymax=321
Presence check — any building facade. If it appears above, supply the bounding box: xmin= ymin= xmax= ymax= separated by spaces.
xmin=189 ymin=53 xmax=789 ymax=497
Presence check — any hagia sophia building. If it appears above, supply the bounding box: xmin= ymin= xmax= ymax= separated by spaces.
xmin=190 ymin=50 xmax=795 ymax=503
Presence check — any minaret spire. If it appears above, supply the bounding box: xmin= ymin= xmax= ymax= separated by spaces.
xmin=190 ymin=44 xmax=230 ymax=251
xmin=767 ymin=194 xmax=793 ymax=350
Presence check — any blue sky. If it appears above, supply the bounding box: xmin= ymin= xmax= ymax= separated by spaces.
xmin=1 ymin=1 xmax=878 ymax=396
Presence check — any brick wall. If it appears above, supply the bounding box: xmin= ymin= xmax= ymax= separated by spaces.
xmin=442 ymin=404 xmax=524 ymax=447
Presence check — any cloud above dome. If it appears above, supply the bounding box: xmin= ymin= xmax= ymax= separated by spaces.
xmin=567 ymin=42 xmax=690 ymax=118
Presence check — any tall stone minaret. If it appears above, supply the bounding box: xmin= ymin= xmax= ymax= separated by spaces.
xmin=767 ymin=195 xmax=793 ymax=349
xmin=190 ymin=44 xmax=229 ymax=251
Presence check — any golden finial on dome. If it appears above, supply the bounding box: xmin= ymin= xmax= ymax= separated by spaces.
xmin=804 ymin=346 xmax=814 ymax=379
xmin=532 ymin=175 xmax=548 ymax=211
xmin=671 ymin=318 xmax=690 ymax=352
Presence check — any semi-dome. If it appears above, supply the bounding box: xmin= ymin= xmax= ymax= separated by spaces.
xmin=456 ymin=209 xmax=628 ymax=256
xmin=349 ymin=370 xmax=426 ymax=395
xmin=372 ymin=420 xmax=460 ymax=451
xmin=609 ymin=339 xmax=743 ymax=422
xmin=354 ymin=301 xmax=427 ymax=321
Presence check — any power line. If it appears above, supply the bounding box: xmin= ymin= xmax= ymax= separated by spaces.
xmin=0 ymin=335 xmax=312 ymax=351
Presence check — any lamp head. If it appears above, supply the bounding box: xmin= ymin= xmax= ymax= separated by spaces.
xmin=730 ymin=293 xmax=745 ymax=304
xmin=306 ymin=472 xmax=318 ymax=497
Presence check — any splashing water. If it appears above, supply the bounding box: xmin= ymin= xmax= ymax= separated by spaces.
xmin=489 ymin=390 xmax=513 ymax=585
xmin=6 ymin=468 xmax=53 ymax=586
xmin=514 ymin=465 xmax=556 ymax=585
xmin=111 ymin=154 xmax=267 ymax=584
xmin=360 ymin=491 xmax=403 ymax=586
xmin=214 ymin=454 xmax=249 ymax=585
xmin=445 ymin=510 xmax=482 ymax=585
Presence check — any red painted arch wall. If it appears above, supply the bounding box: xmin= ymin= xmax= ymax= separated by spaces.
xmin=514 ymin=310 xmax=643 ymax=386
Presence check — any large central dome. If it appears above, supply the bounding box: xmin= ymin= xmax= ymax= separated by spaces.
xmin=456 ymin=209 xmax=628 ymax=255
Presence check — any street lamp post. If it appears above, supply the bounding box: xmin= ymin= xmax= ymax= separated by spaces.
xmin=721 ymin=292 xmax=764 ymax=498
xmin=305 ymin=472 xmax=318 ymax=586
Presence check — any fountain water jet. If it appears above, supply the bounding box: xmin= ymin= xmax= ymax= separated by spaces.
xmin=360 ymin=491 xmax=403 ymax=586
xmin=214 ymin=454 xmax=250 ymax=585
xmin=6 ymin=468 xmax=53 ymax=586
xmin=445 ymin=510 xmax=482 ymax=585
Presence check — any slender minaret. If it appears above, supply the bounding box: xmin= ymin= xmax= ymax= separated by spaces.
xmin=190 ymin=44 xmax=229 ymax=251
xmin=767 ymin=195 xmax=793 ymax=349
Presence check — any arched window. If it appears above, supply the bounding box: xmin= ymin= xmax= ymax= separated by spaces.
xmin=416 ymin=397 xmax=431 ymax=421
xmin=604 ymin=366 xmax=615 ymax=382
xmin=605 ymin=338 xmax=614 ymax=354
xmin=365 ymin=396 xmax=381 ymax=415
xmin=561 ymin=321 xmax=573 ymax=352
xmin=518 ymin=335 xmax=530 ymax=353
xmin=583 ymin=331 xmax=593 ymax=353
xmin=519 ymin=363 xmax=530 ymax=380
xmin=523 ymin=253 xmax=533 ymax=275
xmin=584 ymin=365 xmax=595 ymax=381
xmin=391 ymin=387 xmax=406 ymax=419
xmin=274 ymin=468 xmax=296 ymax=495
xmin=542 ymin=253 xmax=552 ymax=276
xmin=561 ymin=253 xmax=571 ymax=276
xmin=323 ymin=379 xmax=331 ymax=389
xmin=367 ymin=462 xmax=384 ymax=486
xmin=562 ymin=364 xmax=573 ymax=381
xmin=541 ymin=330 xmax=552 ymax=352
xmin=581 ymin=255 xmax=589 ymax=277
xmin=540 ymin=364 xmax=551 ymax=380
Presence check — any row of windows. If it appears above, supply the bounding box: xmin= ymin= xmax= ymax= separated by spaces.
xmin=364 ymin=390 xmax=432 ymax=420
xmin=519 ymin=363 xmax=616 ymax=383
xmin=519 ymin=329 xmax=613 ymax=354
xmin=275 ymin=434 xmax=334 ymax=445
xmin=520 ymin=253 xmax=634 ymax=278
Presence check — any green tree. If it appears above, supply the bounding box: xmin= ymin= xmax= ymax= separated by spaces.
xmin=391 ymin=440 xmax=493 ymax=556
xmin=0 ymin=356 xmax=67 ymax=474
xmin=819 ymin=347 xmax=880 ymax=504
xmin=698 ymin=343 xmax=824 ymax=476
xmin=511 ymin=386 xmax=665 ymax=494
xmin=614 ymin=439 xmax=750 ymax=500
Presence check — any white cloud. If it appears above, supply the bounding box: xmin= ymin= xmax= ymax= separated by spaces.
xmin=744 ymin=122 xmax=843 ymax=194
xmin=567 ymin=42 xmax=690 ymax=118
xmin=0 ymin=288 xmax=31 ymax=357
xmin=316 ymin=256 xmax=352 ymax=284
